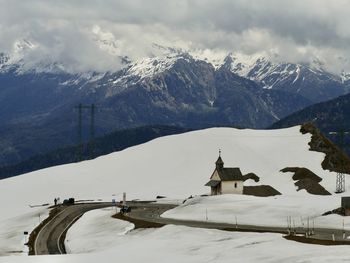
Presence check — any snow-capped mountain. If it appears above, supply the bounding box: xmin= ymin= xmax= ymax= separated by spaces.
xmin=221 ymin=53 xmax=347 ymax=103
xmin=341 ymin=71 xmax=350 ymax=84
xmin=0 ymin=39 xmax=67 ymax=74
xmin=0 ymin=49 xmax=311 ymax=167
xmin=9 ymin=39 xmax=37 ymax=63
xmin=108 ymin=52 xmax=191 ymax=88
xmin=1 ymin=39 xmax=348 ymax=103
xmin=1 ymin=42 xmax=350 ymax=168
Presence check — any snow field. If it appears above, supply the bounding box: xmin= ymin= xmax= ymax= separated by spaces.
xmin=162 ymin=194 xmax=350 ymax=231
xmin=3 ymin=209 xmax=350 ymax=263
xmin=0 ymin=125 xmax=345 ymax=257
xmin=0 ymin=207 xmax=48 ymax=256
xmin=65 ymin=208 xmax=134 ymax=254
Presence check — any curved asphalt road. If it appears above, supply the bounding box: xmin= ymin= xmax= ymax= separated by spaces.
xmin=124 ymin=202 xmax=350 ymax=243
xmin=33 ymin=202 xmax=350 ymax=255
xmin=34 ymin=203 xmax=114 ymax=255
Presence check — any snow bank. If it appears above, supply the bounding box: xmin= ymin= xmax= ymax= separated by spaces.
xmin=162 ymin=194 xmax=349 ymax=230
xmin=2 ymin=223 xmax=350 ymax=263
xmin=65 ymin=208 xmax=134 ymax=254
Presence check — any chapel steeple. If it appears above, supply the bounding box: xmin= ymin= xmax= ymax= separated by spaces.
xmin=215 ymin=149 xmax=224 ymax=170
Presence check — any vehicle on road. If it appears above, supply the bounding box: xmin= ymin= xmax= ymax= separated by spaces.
xmin=120 ymin=205 xmax=131 ymax=214
xmin=62 ymin=198 xmax=75 ymax=205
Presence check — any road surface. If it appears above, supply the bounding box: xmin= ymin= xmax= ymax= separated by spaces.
xmin=33 ymin=201 xmax=350 ymax=256
xmin=122 ymin=202 xmax=350 ymax=244
xmin=34 ymin=202 xmax=114 ymax=255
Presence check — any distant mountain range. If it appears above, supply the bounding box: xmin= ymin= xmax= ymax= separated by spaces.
xmin=222 ymin=53 xmax=350 ymax=103
xmin=1 ymin=41 xmax=350 ymax=167
xmin=271 ymin=92 xmax=350 ymax=132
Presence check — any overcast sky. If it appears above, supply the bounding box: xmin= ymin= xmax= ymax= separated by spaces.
xmin=1 ymin=0 xmax=350 ymax=73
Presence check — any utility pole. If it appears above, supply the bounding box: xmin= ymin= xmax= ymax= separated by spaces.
xmin=329 ymin=130 xmax=350 ymax=193
xmin=75 ymin=104 xmax=96 ymax=162
xmin=123 ymin=192 xmax=126 ymax=206
xmin=76 ymin=103 xmax=83 ymax=162
xmin=89 ymin=104 xmax=95 ymax=159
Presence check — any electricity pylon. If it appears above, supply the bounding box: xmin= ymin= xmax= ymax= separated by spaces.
xmin=329 ymin=130 xmax=350 ymax=193
xmin=75 ymin=104 xmax=96 ymax=162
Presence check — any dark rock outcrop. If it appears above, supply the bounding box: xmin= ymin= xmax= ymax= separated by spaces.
xmin=300 ymin=123 xmax=350 ymax=174
xmin=280 ymin=166 xmax=331 ymax=195
xmin=242 ymin=172 xmax=260 ymax=182
xmin=243 ymin=185 xmax=281 ymax=197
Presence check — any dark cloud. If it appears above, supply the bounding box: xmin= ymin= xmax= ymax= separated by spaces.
xmin=0 ymin=0 xmax=349 ymax=73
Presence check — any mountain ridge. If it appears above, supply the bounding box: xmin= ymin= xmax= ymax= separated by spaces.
xmin=0 ymin=44 xmax=347 ymax=167
xmin=270 ymin=92 xmax=350 ymax=132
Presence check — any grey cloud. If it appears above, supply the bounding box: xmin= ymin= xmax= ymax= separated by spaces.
xmin=0 ymin=0 xmax=350 ymax=73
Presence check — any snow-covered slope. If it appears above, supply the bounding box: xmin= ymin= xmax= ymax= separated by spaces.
xmin=61 ymin=210 xmax=350 ymax=263
xmin=111 ymin=52 xmax=191 ymax=86
xmin=65 ymin=209 xmax=134 ymax=254
xmin=0 ymin=126 xmax=337 ymax=206
xmin=0 ymin=125 xmax=346 ymax=256
xmin=4 ymin=221 xmax=350 ymax=263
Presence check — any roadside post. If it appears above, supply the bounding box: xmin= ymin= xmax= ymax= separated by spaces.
xmin=287 ymin=216 xmax=291 ymax=235
xmin=300 ymin=216 xmax=304 ymax=231
xmin=24 ymin=231 xmax=28 ymax=244
xmin=112 ymin=198 xmax=117 ymax=213
xmin=123 ymin=192 xmax=126 ymax=206
xmin=293 ymin=219 xmax=296 ymax=235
